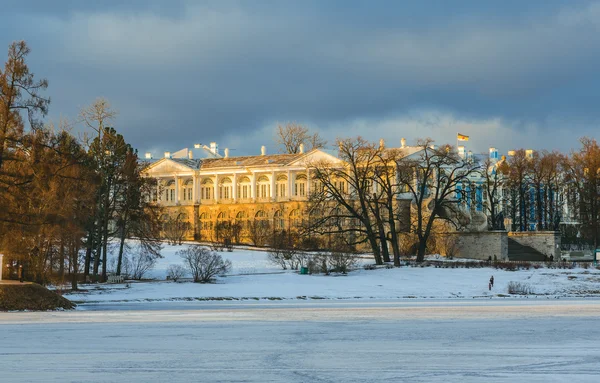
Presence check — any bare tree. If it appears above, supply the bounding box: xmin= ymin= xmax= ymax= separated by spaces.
xmin=178 ymin=245 xmax=232 ymax=283
xmin=397 ymin=138 xmax=478 ymax=262
xmin=563 ymin=137 xmax=600 ymax=249
xmin=164 ymin=210 xmax=190 ymax=245
xmin=267 ymin=230 xmax=303 ymax=270
xmin=505 ymin=149 xmax=530 ymax=232
xmin=276 ymin=122 xmax=327 ymax=154
xmin=480 ymin=156 xmax=509 ymax=230
xmin=308 ymin=137 xmax=386 ymax=264
xmin=166 ymin=264 xmax=187 ymax=282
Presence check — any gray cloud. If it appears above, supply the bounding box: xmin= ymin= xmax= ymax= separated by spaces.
xmin=2 ymin=0 xmax=600 ymax=156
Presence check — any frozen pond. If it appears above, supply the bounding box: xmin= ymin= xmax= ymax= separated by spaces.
xmin=1 ymin=300 xmax=600 ymax=382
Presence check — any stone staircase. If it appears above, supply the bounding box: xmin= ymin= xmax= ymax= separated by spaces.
xmin=507 ymin=238 xmax=547 ymax=261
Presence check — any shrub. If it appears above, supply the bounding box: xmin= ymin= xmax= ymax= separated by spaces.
xmin=507 ymin=281 xmax=535 ymax=295
xmin=123 ymin=251 xmax=158 ymax=280
xmin=326 ymin=251 xmax=359 ymax=274
xmin=178 ymin=246 xmax=232 ymax=283
xmin=166 ymin=264 xmax=187 ymax=282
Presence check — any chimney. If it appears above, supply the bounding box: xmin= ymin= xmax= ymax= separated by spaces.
xmin=144 ymin=152 xmax=152 ymax=159
xmin=210 ymin=142 xmax=219 ymax=155
xmin=224 ymin=148 xmax=229 ymax=158
xmin=188 ymin=151 xmax=193 ymax=159
xmin=401 ymin=138 xmax=406 ymax=148
xmin=194 ymin=143 xmax=201 ymax=149
xmin=379 ymin=139 xmax=385 ymax=149
xmin=299 ymin=143 xmax=304 ymax=154
xmin=261 ymin=145 xmax=266 ymax=156
xmin=164 ymin=151 xmax=171 ymax=159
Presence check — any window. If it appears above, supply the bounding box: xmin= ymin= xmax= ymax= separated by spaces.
xmin=199 ymin=212 xmax=212 ymax=230
xmin=201 ymin=178 xmax=214 ymax=200
xmin=183 ymin=179 xmax=193 ymax=201
xmin=295 ymin=174 xmax=307 ymax=197
xmin=238 ymin=176 xmax=251 ymax=200
xmin=219 ymin=177 xmax=232 ymax=199
xmin=276 ymin=184 xmax=286 ymax=198
xmin=255 ymin=210 xmax=269 ymax=229
xmin=165 ymin=181 xmax=176 ymax=202
xmin=236 ymin=211 xmax=248 ymax=229
xmin=257 ymin=175 xmax=271 ymax=199
xmin=290 ymin=209 xmax=302 ymax=228
xmin=274 ymin=210 xmax=284 ymax=230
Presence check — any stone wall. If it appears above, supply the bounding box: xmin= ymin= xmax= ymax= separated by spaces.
xmin=444 ymin=231 xmax=508 ymax=261
xmin=508 ymin=231 xmax=561 ymax=259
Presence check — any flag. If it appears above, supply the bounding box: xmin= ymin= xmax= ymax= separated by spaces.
xmin=457 ymin=133 xmax=469 ymax=141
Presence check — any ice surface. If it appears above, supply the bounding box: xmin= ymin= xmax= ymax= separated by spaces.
xmin=1 ymin=300 xmax=600 ymax=382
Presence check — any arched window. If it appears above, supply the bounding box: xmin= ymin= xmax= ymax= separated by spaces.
xmin=217 ymin=211 xmax=228 ymax=221
xmin=236 ymin=211 xmax=249 ymax=229
xmin=201 ymin=178 xmax=214 ymax=200
xmin=199 ymin=212 xmax=212 ymax=230
xmin=276 ymin=174 xmax=288 ymax=199
xmin=238 ymin=176 xmax=251 ymax=200
xmin=274 ymin=210 xmax=284 ymax=230
xmin=255 ymin=210 xmax=269 ymax=229
xmin=257 ymin=175 xmax=271 ymax=199
xmin=290 ymin=209 xmax=302 ymax=228
xmin=219 ymin=177 xmax=232 ymax=200
xmin=165 ymin=180 xmax=176 ymax=202
xmin=294 ymin=174 xmax=307 ymax=197
xmin=183 ymin=179 xmax=194 ymax=201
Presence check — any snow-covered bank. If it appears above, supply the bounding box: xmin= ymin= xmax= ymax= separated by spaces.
xmin=66 ymin=243 xmax=600 ymax=304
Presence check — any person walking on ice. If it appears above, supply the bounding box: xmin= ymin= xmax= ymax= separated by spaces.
xmin=489 ymin=275 xmax=494 ymax=289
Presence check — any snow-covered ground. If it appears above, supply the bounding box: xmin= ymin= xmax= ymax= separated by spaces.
xmin=65 ymin=242 xmax=600 ymax=304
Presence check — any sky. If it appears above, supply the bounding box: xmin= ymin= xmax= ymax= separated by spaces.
xmin=2 ymin=0 xmax=600 ymax=157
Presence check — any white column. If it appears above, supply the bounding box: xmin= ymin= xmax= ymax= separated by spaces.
xmin=251 ymin=173 xmax=256 ymax=200
xmin=192 ymin=174 xmax=197 ymax=203
xmin=233 ymin=173 xmax=238 ymax=202
xmin=0 ymin=253 xmax=3 ymax=281
xmin=156 ymin=178 xmax=161 ymax=202
xmin=287 ymin=170 xmax=293 ymax=199
xmin=271 ymin=171 xmax=276 ymax=201
xmin=174 ymin=176 xmax=179 ymax=204
xmin=214 ymin=174 xmax=219 ymax=202
xmin=306 ymin=169 xmax=311 ymax=198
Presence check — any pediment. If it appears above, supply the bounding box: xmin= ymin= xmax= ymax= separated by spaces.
xmin=288 ymin=149 xmax=343 ymax=167
xmin=144 ymin=159 xmax=195 ymax=175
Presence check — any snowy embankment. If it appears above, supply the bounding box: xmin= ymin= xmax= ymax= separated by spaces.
xmin=66 ymin=242 xmax=600 ymax=304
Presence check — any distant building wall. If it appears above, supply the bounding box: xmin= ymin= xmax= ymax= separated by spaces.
xmin=445 ymin=231 xmax=508 ymax=261
xmin=508 ymin=231 xmax=561 ymax=259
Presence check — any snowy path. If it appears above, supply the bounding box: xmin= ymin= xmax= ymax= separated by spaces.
xmin=1 ymin=300 xmax=600 ymax=382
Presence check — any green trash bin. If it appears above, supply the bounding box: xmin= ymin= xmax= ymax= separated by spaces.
xmin=300 ymin=267 xmax=308 ymax=275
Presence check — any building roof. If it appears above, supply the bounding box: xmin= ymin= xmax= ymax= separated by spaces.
xmin=200 ymin=153 xmax=304 ymax=169
xmin=170 ymin=158 xmax=202 ymax=169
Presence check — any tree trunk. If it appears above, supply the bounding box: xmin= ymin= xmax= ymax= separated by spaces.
xmin=416 ymin=239 xmax=427 ymax=263
xmin=116 ymin=223 xmax=126 ymax=276
xmin=70 ymin=240 xmax=79 ymax=291
xmin=59 ymin=236 xmax=65 ymax=279
xmin=378 ymin=223 xmax=390 ymax=263
xmin=84 ymin=245 xmax=92 ymax=279
xmin=93 ymin=226 xmax=102 ymax=279
xmin=367 ymin=232 xmax=383 ymax=265
xmin=390 ymin=230 xmax=400 ymax=267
